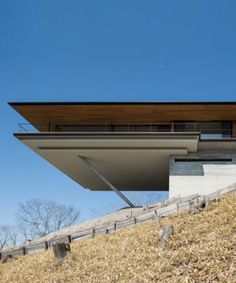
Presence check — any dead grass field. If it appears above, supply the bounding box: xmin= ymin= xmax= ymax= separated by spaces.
xmin=1 ymin=193 xmax=236 ymax=283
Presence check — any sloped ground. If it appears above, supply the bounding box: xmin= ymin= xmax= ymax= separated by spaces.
xmin=1 ymin=193 xmax=236 ymax=283
xmin=33 ymin=205 xmax=145 ymax=243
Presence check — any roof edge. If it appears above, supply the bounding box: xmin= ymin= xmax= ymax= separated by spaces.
xmin=8 ymin=101 xmax=236 ymax=106
xmin=13 ymin=132 xmax=201 ymax=140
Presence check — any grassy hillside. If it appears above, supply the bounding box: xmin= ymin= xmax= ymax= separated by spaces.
xmin=1 ymin=193 xmax=236 ymax=283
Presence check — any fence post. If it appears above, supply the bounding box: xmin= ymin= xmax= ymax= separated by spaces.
xmin=154 ymin=210 xmax=161 ymax=224
xmin=45 ymin=241 xmax=49 ymax=250
xmin=196 ymin=196 xmax=199 ymax=206
xmin=114 ymin=222 xmax=117 ymax=231
xmin=22 ymin=247 xmax=27 ymax=255
xmin=92 ymin=228 xmax=95 ymax=238
xmin=67 ymin=235 xmax=72 ymax=243
xmin=176 ymin=201 xmax=179 ymax=212
xmin=134 ymin=216 xmax=137 ymax=224
xmin=188 ymin=200 xmax=191 ymax=209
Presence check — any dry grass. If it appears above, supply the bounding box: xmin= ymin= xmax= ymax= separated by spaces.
xmin=1 ymin=193 xmax=236 ymax=283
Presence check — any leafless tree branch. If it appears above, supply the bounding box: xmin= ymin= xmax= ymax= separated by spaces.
xmin=16 ymin=199 xmax=80 ymax=240
xmin=0 ymin=225 xmax=18 ymax=250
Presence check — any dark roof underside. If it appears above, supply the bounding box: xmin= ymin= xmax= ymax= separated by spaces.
xmin=9 ymin=101 xmax=236 ymax=132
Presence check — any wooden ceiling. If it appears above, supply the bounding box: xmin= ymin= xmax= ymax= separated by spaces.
xmin=10 ymin=102 xmax=236 ymax=132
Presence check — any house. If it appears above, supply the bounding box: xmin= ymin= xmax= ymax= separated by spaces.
xmin=10 ymin=102 xmax=236 ymax=206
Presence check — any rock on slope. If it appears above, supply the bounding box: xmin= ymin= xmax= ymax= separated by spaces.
xmin=0 ymin=192 xmax=236 ymax=283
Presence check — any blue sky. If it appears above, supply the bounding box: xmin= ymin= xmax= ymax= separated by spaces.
xmin=1 ymin=0 xmax=236 ymax=225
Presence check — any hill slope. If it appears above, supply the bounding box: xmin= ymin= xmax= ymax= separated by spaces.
xmin=1 ymin=193 xmax=236 ymax=283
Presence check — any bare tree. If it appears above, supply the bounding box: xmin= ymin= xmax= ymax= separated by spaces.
xmin=16 ymin=199 xmax=80 ymax=240
xmin=0 ymin=225 xmax=18 ymax=250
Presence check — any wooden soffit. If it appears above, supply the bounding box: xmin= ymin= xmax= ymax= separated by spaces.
xmin=9 ymin=102 xmax=236 ymax=132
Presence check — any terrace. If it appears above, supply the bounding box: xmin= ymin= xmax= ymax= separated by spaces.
xmin=18 ymin=121 xmax=232 ymax=140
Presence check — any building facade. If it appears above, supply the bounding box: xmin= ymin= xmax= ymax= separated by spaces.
xmin=10 ymin=102 xmax=236 ymax=203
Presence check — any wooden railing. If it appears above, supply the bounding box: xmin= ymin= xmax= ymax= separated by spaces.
xmin=1 ymin=183 xmax=236 ymax=261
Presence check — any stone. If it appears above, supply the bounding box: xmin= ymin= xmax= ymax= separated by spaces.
xmin=2 ymin=254 xmax=13 ymax=263
xmin=52 ymin=243 xmax=71 ymax=259
xmin=189 ymin=199 xmax=206 ymax=215
xmin=158 ymin=224 xmax=174 ymax=248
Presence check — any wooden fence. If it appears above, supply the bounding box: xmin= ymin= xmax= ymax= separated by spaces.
xmin=1 ymin=184 xmax=236 ymax=261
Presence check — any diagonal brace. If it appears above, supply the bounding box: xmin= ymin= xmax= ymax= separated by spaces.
xmin=79 ymin=156 xmax=136 ymax=208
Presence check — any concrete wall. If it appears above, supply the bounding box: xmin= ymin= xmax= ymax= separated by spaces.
xmin=169 ymin=151 xmax=236 ymax=198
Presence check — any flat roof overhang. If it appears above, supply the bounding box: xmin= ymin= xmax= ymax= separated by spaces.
xmin=14 ymin=132 xmax=199 ymax=191
xmin=9 ymin=101 xmax=236 ymax=132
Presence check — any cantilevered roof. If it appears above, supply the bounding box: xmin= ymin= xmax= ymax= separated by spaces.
xmin=14 ymin=133 xmax=199 ymax=191
xmin=9 ymin=102 xmax=236 ymax=132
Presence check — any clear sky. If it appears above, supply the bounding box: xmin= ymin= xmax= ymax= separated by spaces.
xmin=1 ymin=0 xmax=236 ymax=225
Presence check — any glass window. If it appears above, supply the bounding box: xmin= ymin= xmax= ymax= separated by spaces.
xmin=55 ymin=125 xmax=109 ymax=132
xmin=174 ymin=121 xmax=232 ymax=138
xmin=55 ymin=121 xmax=232 ymax=138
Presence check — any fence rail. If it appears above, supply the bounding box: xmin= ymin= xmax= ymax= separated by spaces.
xmin=1 ymin=184 xmax=236 ymax=261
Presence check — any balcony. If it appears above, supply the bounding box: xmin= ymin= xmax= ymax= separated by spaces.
xmin=54 ymin=122 xmax=232 ymax=140
xmin=17 ymin=121 xmax=232 ymax=139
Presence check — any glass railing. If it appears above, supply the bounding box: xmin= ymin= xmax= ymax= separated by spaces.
xmin=17 ymin=122 xmax=233 ymax=139
xmin=17 ymin=123 xmax=38 ymax=133
xmin=55 ymin=122 xmax=232 ymax=139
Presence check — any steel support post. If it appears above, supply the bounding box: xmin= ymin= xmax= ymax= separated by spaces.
xmin=79 ymin=156 xmax=136 ymax=208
